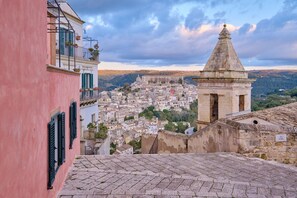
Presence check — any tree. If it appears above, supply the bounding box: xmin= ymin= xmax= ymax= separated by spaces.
xmin=110 ymin=142 xmax=117 ymax=155
xmin=96 ymin=123 xmax=108 ymax=139
xmin=164 ymin=122 xmax=176 ymax=132
xmin=99 ymin=123 xmax=108 ymax=133
xmin=147 ymin=106 xmax=155 ymax=111
xmin=176 ymin=122 xmax=188 ymax=133
xmin=128 ymin=139 xmax=141 ymax=153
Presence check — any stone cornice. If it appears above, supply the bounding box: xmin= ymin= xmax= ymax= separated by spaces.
xmin=47 ymin=64 xmax=80 ymax=76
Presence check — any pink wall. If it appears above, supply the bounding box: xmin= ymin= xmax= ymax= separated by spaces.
xmin=0 ymin=0 xmax=80 ymax=197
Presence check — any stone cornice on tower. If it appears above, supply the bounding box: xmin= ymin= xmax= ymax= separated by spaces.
xmin=201 ymin=25 xmax=248 ymax=79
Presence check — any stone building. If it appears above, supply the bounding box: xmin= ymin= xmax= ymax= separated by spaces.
xmin=142 ymin=102 xmax=297 ymax=164
xmin=141 ymin=25 xmax=297 ymax=165
xmin=195 ymin=25 xmax=254 ymax=130
xmin=141 ymin=75 xmax=184 ymax=85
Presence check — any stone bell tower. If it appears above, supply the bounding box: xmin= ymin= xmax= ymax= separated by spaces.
xmin=196 ymin=25 xmax=254 ymax=130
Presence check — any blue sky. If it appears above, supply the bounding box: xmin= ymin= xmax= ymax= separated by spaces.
xmin=68 ymin=0 xmax=297 ymax=70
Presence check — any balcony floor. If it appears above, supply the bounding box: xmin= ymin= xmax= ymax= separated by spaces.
xmin=59 ymin=153 xmax=297 ymax=197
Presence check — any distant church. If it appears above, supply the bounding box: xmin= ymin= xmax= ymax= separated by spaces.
xmin=142 ymin=25 xmax=297 ymax=165
xmin=196 ymin=24 xmax=254 ymax=130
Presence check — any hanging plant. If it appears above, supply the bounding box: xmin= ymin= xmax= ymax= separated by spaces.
xmin=65 ymin=41 xmax=72 ymax=46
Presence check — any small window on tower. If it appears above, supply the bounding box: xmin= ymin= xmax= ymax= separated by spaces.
xmin=239 ymin=95 xmax=245 ymax=112
xmin=210 ymin=94 xmax=219 ymax=122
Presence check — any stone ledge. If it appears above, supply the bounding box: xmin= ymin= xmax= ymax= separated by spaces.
xmin=47 ymin=64 xmax=80 ymax=76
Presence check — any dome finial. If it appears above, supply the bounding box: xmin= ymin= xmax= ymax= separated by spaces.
xmin=223 ymin=24 xmax=226 ymax=28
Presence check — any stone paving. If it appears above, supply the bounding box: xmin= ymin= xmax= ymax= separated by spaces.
xmin=59 ymin=153 xmax=297 ymax=198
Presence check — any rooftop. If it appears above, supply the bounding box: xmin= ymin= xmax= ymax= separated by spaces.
xmin=200 ymin=25 xmax=249 ymax=79
xmin=231 ymin=102 xmax=297 ymax=128
xmin=59 ymin=153 xmax=297 ymax=197
xmin=203 ymin=25 xmax=245 ymax=72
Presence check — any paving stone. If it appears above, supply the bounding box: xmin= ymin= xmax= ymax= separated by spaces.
xmin=58 ymin=153 xmax=297 ymax=197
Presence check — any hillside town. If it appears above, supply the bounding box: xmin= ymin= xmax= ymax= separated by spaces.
xmin=2 ymin=0 xmax=297 ymax=197
xmin=97 ymin=75 xmax=197 ymax=153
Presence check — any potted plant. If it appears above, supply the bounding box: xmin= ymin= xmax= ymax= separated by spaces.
xmin=65 ymin=41 xmax=72 ymax=46
xmin=73 ymin=68 xmax=80 ymax=72
xmin=73 ymin=43 xmax=78 ymax=48
xmin=89 ymin=43 xmax=100 ymax=61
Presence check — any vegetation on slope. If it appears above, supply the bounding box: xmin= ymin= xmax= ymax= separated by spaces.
xmin=139 ymin=100 xmax=198 ymax=133
xmin=252 ymin=88 xmax=297 ymax=111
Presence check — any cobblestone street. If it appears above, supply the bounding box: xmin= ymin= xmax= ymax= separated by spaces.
xmin=59 ymin=153 xmax=297 ymax=197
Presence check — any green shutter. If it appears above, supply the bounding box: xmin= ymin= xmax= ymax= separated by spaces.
xmin=90 ymin=74 xmax=94 ymax=88
xmin=69 ymin=32 xmax=74 ymax=57
xmin=58 ymin=112 xmax=65 ymax=165
xmin=69 ymin=102 xmax=77 ymax=149
xmin=59 ymin=28 xmax=65 ymax=55
xmin=90 ymin=74 xmax=94 ymax=97
xmin=48 ymin=119 xmax=56 ymax=189
xmin=82 ymin=74 xmax=86 ymax=89
xmin=73 ymin=102 xmax=77 ymax=138
xmin=69 ymin=104 xmax=74 ymax=149
xmin=81 ymin=74 xmax=86 ymax=98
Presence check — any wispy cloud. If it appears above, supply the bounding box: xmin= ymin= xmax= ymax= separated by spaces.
xmin=68 ymin=0 xmax=297 ymax=68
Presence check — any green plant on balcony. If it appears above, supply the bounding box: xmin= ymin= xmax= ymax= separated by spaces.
xmin=65 ymin=41 xmax=78 ymax=48
xmin=88 ymin=43 xmax=100 ymax=61
xmin=87 ymin=122 xmax=96 ymax=130
xmin=95 ymin=123 xmax=108 ymax=139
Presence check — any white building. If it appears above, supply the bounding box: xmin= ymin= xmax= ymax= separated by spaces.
xmin=53 ymin=1 xmax=100 ymax=132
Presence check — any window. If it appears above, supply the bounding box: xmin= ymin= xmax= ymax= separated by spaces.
xmin=92 ymin=113 xmax=95 ymax=123
xmin=239 ymin=95 xmax=245 ymax=112
xmin=69 ymin=102 xmax=77 ymax=149
xmin=82 ymin=73 xmax=94 ymax=98
xmin=59 ymin=28 xmax=74 ymax=57
xmin=210 ymin=94 xmax=219 ymax=122
xmin=81 ymin=73 xmax=93 ymax=89
xmin=48 ymin=112 xmax=65 ymax=189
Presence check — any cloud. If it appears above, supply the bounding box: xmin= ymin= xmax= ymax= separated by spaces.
xmin=184 ymin=7 xmax=206 ymax=30
xmin=238 ymin=23 xmax=253 ymax=34
xmin=67 ymin=0 xmax=297 ymax=67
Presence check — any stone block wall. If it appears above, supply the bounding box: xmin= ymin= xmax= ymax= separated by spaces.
xmin=157 ymin=131 xmax=188 ymax=153
xmin=238 ymin=126 xmax=297 ymax=164
xmin=141 ymin=134 xmax=158 ymax=154
xmin=189 ymin=121 xmax=239 ymax=153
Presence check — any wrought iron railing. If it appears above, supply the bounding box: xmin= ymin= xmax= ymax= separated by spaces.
xmin=80 ymin=89 xmax=100 ymax=101
xmin=47 ymin=0 xmax=76 ymax=70
xmin=56 ymin=46 xmax=99 ymax=62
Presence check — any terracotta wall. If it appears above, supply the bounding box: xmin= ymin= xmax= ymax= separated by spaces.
xmin=0 ymin=1 xmax=80 ymax=197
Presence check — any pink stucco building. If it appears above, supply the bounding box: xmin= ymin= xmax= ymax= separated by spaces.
xmin=0 ymin=0 xmax=80 ymax=197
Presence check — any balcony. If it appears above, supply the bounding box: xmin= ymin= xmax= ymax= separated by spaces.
xmin=56 ymin=46 xmax=99 ymax=62
xmin=76 ymin=46 xmax=99 ymax=62
xmin=80 ymin=89 xmax=100 ymax=103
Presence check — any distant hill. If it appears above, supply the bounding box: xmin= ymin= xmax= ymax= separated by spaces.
xmin=98 ymin=70 xmax=297 ymax=97
xmin=98 ymin=70 xmax=201 ymax=91
xmin=248 ymin=70 xmax=297 ymax=97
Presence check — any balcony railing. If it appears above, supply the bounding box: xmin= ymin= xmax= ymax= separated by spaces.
xmin=80 ymin=89 xmax=100 ymax=102
xmin=56 ymin=46 xmax=99 ymax=62
xmin=76 ymin=47 xmax=99 ymax=62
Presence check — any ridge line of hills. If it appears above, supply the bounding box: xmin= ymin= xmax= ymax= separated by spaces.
xmin=98 ymin=69 xmax=297 ymax=97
